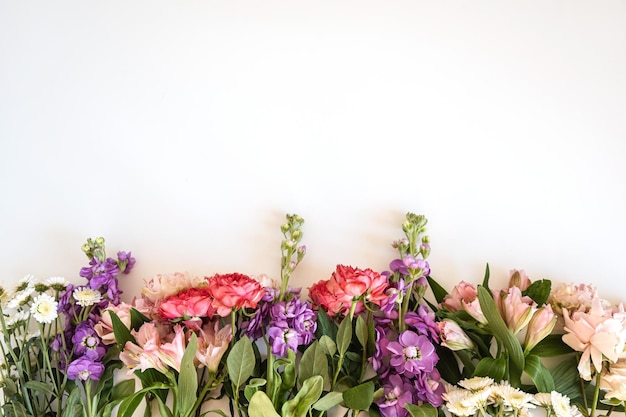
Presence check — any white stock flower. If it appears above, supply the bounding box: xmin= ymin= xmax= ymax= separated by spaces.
xmin=30 ymin=294 xmax=58 ymax=324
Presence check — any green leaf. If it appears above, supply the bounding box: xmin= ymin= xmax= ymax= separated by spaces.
xmin=111 ymin=378 xmax=136 ymax=402
xmin=552 ymin=356 xmax=583 ymax=400
xmin=528 ymin=334 xmax=574 ymax=357
xmin=356 ymin=315 xmax=368 ymax=349
xmin=248 ymin=391 xmax=281 ymax=417
xmin=426 ymin=276 xmax=449 ymax=304
xmin=130 ymin=307 xmax=151 ymax=331
xmin=245 ymin=378 xmax=267 ymax=402
xmin=318 ymin=335 xmax=337 ymax=357
xmin=481 ymin=264 xmax=491 ymax=291
xmin=405 ymin=403 xmax=438 ymax=417
xmin=523 ymin=279 xmax=552 ymax=306
xmin=109 ymin=310 xmax=136 ymax=348
xmin=342 ymin=381 xmax=374 ymax=411
xmin=312 ymin=392 xmax=344 ymax=411
xmin=524 ymin=354 xmax=555 ymax=392
xmin=472 ymin=356 xmax=507 ymax=381
xmin=281 ymin=376 xmax=324 ymax=417
xmin=179 ymin=333 xmax=199 ymax=416
xmin=281 ymin=348 xmax=297 ymax=390
xmin=477 ymin=285 xmax=524 ymax=386
xmin=298 ymin=341 xmax=330 ymax=389
xmin=435 ymin=345 xmax=462 ymax=385
xmin=23 ymin=380 xmax=54 ymax=395
xmin=336 ymin=315 xmax=353 ymax=357
xmin=315 ymin=308 xmax=338 ymax=341
xmin=227 ymin=335 xmax=255 ymax=389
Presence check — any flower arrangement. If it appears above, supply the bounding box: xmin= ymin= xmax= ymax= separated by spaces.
xmin=1 ymin=212 xmax=625 ymax=417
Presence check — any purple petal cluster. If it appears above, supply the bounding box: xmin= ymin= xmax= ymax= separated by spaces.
xmin=54 ymin=246 xmax=135 ymax=381
xmin=267 ymin=296 xmax=317 ymax=357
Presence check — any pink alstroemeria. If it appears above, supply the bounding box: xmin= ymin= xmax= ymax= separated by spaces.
xmin=438 ymin=319 xmax=475 ymax=351
xmin=119 ymin=322 xmax=169 ymax=374
xmin=524 ymin=305 xmax=557 ymax=353
xmin=499 ymin=286 xmax=537 ymax=335
xmin=159 ymin=324 xmax=188 ymax=372
xmin=442 ymin=281 xmax=487 ymax=325
xmin=196 ymin=322 xmax=232 ymax=373
xmin=562 ymin=298 xmax=626 ymax=380
xmin=508 ymin=269 xmax=531 ymax=291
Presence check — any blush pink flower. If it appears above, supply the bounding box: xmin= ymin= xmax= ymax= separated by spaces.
xmin=206 ymin=273 xmax=265 ymax=317
xmin=442 ymin=281 xmax=477 ymax=313
xmin=119 ymin=322 xmax=169 ymax=374
xmin=159 ymin=287 xmax=216 ymax=326
xmin=438 ymin=319 xmax=475 ymax=351
xmin=142 ymin=272 xmax=203 ymax=303
xmin=600 ymin=358 xmax=626 ymax=401
xmin=524 ymin=305 xmax=557 ymax=353
xmin=159 ymin=324 xmax=187 ymax=372
xmin=498 ymin=286 xmax=537 ymax=335
xmin=549 ymin=282 xmax=610 ymax=316
xmin=562 ymin=298 xmax=626 ymax=380
xmin=196 ymin=321 xmax=232 ymax=373
xmin=508 ymin=269 xmax=531 ymax=291
xmin=96 ymin=301 xmax=152 ymax=345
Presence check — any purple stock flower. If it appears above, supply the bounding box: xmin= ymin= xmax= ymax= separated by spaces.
xmin=117 ymin=251 xmax=136 ymax=273
xmin=377 ymin=374 xmax=414 ymax=417
xmin=72 ymin=322 xmax=106 ymax=360
xmin=404 ymin=306 xmax=440 ymax=343
xmin=267 ymin=326 xmax=299 ymax=357
xmin=389 ymin=257 xmax=430 ymax=278
xmin=66 ymin=357 xmax=105 ymax=381
xmin=387 ymin=330 xmax=437 ymax=376
xmin=413 ymin=369 xmax=445 ymax=407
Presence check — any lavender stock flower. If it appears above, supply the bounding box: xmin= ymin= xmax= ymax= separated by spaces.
xmin=66 ymin=357 xmax=105 ymax=381
xmin=387 ymin=330 xmax=437 ymax=376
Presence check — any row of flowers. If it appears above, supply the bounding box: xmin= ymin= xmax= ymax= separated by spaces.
xmin=1 ymin=213 xmax=625 ymax=417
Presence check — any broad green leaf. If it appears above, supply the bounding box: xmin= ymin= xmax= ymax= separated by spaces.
xmin=336 ymin=315 xmax=353 ymax=357
xmin=245 ymin=378 xmax=267 ymax=402
xmin=281 ymin=376 xmax=324 ymax=417
xmin=179 ymin=333 xmax=199 ymax=416
xmin=523 ymin=279 xmax=551 ymax=306
xmin=405 ymin=403 xmax=437 ymax=417
xmin=315 ymin=308 xmax=338 ymax=341
xmin=312 ymin=392 xmax=344 ymax=411
xmin=528 ymin=334 xmax=574 ymax=357
xmin=111 ymin=378 xmax=136 ymax=402
xmin=524 ymin=354 xmax=555 ymax=392
xmin=109 ymin=310 xmax=136 ymax=348
xmin=342 ymin=381 xmax=374 ymax=411
xmin=227 ymin=335 xmax=255 ymax=389
xmin=249 ymin=391 xmax=281 ymax=417
xmin=472 ymin=356 xmax=507 ymax=381
xmin=280 ymin=349 xmax=297 ymax=390
xmin=552 ymin=356 xmax=583 ymax=400
xmin=117 ymin=391 xmax=148 ymax=417
xmin=130 ymin=307 xmax=151 ymax=331
xmin=356 ymin=315 xmax=368 ymax=349
xmin=426 ymin=276 xmax=449 ymax=304
xmin=298 ymin=341 xmax=330 ymax=389
xmin=477 ymin=285 xmax=524 ymax=386
xmin=318 ymin=335 xmax=337 ymax=356
xmin=435 ymin=345 xmax=462 ymax=385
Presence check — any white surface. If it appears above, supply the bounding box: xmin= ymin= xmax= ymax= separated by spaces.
xmin=1 ymin=1 xmax=625 ymax=305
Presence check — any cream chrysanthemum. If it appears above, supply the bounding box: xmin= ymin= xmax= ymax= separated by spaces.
xmin=443 ymin=388 xmax=476 ymax=417
xmin=550 ymin=391 xmax=573 ymax=417
xmin=458 ymin=376 xmax=494 ymax=392
xmin=5 ymin=310 xmax=29 ymax=328
xmin=7 ymin=286 xmax=35 ymax=309
xmin=498 ymin=385 xmax=535 ymax=410
xmin=30 ymin=294 xmax=58 ymax=324
xmin=73 ymin=287 xmax=102 ymax=307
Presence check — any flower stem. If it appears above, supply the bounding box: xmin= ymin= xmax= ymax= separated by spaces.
xmin=590 ymin=370 xmax=602 ymax=417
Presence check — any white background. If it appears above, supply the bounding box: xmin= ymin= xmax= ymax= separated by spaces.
xmin=1 ymin=1 xmax=625 ymax=307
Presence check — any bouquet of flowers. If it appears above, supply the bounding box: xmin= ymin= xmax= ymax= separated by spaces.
xmin=2 ymin=212 xmax=626 ymax=417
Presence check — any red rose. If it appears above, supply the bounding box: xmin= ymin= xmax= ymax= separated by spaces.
xmin=206 ymin=273 xmax=264 ymax=317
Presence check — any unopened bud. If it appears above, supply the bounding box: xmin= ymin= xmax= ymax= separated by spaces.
xmin=95 ymin=237 xmax=105 ymax=245
xmin=281 ymin=223 xmax=290 ymax=233
xmin=81 ymin=243 xmax=90 ymax=253
xmin=291 ymin=230 xmax=302 ymax=240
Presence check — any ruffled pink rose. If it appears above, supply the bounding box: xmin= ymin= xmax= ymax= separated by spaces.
xmin=309 ymin=278 xmax=351 ymax=317
xmin=159 ymin=287 xmax=216 ymax=326
xmin=331 ymin=265 xmax=389 ymax=305
xmin=142 ymin=272 xmax=203 ymax=303
xmin=206 ymin=273 xmax=265 ymax=317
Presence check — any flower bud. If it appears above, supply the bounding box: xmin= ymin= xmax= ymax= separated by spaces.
xmin=291 ymin=230 xmax=302 ymax=241
xmin=81 ymin=243 xmax=90 ymax=253
xmin=401 ymin=221 xmax=413 ymax=233
xmin=281 ymin=223 xmax=290 ymax=233
xmin=95 ymin=237 xmax=105 ymax=245
xmin=438 ymin=319 xmax=475 ymax=351
xmin=524 ymin=305 xmax=557 ymax=353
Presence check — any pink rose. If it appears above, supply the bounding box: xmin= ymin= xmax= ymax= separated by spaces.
xmin=159 ymin=287 xmax=216 ymax=325
xmin=331 ymin=265 xmax=389 ymax=305
xmin=206 ymin=273 xmax=265 ymax=317
xmin=309 ymin=279 xmax=352 ymax=318
xmin=142 ymin=272 xmax=203 ymax=303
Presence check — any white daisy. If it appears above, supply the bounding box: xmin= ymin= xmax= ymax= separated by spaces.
xmin=73 ymin=287 xmax=102 ymax=307
xmin=458 ymin=376 xmax=494 ymax=392
xmin=443 ymin=388 xmax=476 ymax=417
xmin=7 ymin=286 xmax=35 ymax=309
xmin=30 ymin=294 xmax=58 ymax=324
xmin=16 ymin=274 xmax=35 ymax=291
xmin=532 ymin=392 xmax=552 ymax=408
xmin=498 ymin=385 xmax=535 ymax=410
xmin=45 ymin=276 xmax=68 ymax=290
xmin=550 ymin=391 xmax=573 ymax=417
xmin=5 ymin=310 xmax=29 ymax=328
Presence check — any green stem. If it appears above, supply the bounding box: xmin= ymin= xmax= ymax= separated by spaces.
xmin=84 ymin=381 xmax=94 ymax=417
xmin=399 ymin=280 xmax=415 ymax=333
xmin=590 ymin=370 xmax=602 ymax=417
